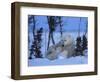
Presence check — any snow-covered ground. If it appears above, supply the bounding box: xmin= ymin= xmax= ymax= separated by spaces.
xmin=28 ymin=55 xmax=88 ymax=66
xmin=28 ymin=32 xmax=88 ymax=66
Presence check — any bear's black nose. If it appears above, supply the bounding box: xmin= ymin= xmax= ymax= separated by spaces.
xmin=62 ymin=44 xmax=64 ymax=47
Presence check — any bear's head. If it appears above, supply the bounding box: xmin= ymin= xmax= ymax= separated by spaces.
xmin=61 ymin=34 xmax=74 ymax=46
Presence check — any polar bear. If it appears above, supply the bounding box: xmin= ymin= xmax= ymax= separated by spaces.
xmin=45 ymin=34 xmax=75 ymax=60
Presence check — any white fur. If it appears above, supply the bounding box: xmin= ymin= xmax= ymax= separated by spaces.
xmin=46 ymin=34 xmax=75 ymax=60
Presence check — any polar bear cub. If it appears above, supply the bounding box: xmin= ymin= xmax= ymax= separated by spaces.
xmin=45 ymin=34 xmax=75 ymax=60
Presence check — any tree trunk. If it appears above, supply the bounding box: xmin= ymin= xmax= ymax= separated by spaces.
xmin=32 ymin=16 xmax=36 ymax=37
xmin=51 ymin=32 xmax=55 ymax=45
xmin=60 ymin=23 xmax=62 ymax=38
xmin=85 ymin=20 xmax=88 ymax=36
xmin=47 ymin=31 xmax=51 ymax=50
xmin=78 ymin=18 xmax=81 ymax=36
xmin=59 ymin=17 xmax=63 ymax=38
xmin=47 ymin=16 xmax=56 ymax=50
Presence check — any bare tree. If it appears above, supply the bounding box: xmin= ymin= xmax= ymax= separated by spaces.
xmin=32 ymin=16 xmax=36 ymax=36
xmin=85 ymin=20 xmax=88 ymax=36
xmin=78 ymin=17 xmax=81 ymax=36
xmin=57 ymin=16 xmax=63 ymax=38
xmin=47 ymin=16 xmax=58 ymax=50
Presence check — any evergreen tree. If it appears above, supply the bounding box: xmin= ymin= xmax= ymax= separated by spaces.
xmin=35 ymin=27 xmax=43 ymax=58
xmin=75 ymin=36 xmax=83 ymax=56
xmin=28 ymin=15 xmax=36 ymax=59
xmin=75 ymin=17 xmax=84 ymax=56
xmin=29 ymin=27 xmax=43 ymax=59
xmin=82 ymin=19 xmax=88 ymax=51
xmin=28 ymin=35 xmax=37 ymax=59
xmin=82 ymin=35 xmax=87 ymax=51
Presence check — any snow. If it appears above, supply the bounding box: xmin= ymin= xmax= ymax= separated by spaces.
xmin=28 ymin=32 xmax=88 ymax=66
xmin=28 ymin=55 xmax=88 ymax=66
